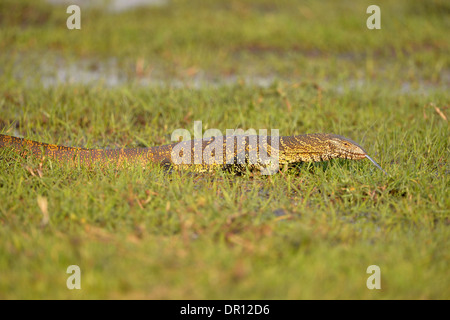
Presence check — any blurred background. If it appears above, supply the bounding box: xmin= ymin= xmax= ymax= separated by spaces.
xmin=1 ymin=0 xmax=448 ymax=89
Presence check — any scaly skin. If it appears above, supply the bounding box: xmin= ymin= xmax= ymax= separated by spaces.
xmin=0 ymin=133 xmax=383 ymax=173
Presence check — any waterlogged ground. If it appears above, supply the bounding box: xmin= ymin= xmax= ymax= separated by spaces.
xmin=0 ymin=0 xmax=449 ymax=299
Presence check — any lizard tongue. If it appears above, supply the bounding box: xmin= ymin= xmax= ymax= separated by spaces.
xmin=365 ymin=154 xmax=388 ymax=175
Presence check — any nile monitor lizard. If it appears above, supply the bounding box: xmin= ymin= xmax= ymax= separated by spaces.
xmin=0 ymin=133 xmax=386 ymax=174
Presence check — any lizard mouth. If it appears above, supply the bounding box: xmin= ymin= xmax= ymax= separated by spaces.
xmin=338 ymin=149 xmax=366 ymax=160
xmin=352 ymin=152 xmax=368 ymax=160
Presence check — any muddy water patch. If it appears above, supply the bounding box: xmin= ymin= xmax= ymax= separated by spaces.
xmin=46 ymin=0 xmax=169 ymax=12
xmin=2 ymin=52 xmax=448 ymax=94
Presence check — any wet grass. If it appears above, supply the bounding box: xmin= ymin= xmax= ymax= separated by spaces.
xmin=0 ymin=0 xmax=449 ymax=299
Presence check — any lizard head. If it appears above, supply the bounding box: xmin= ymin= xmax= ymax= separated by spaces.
xmin=327 ymin=134 xmax=367 ymax=160
xmin=326 ymin=134 xmax=387 ymax=174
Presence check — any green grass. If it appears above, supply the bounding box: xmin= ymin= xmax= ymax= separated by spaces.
xmin=0 ymin=0 xmax=449 ymax=299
